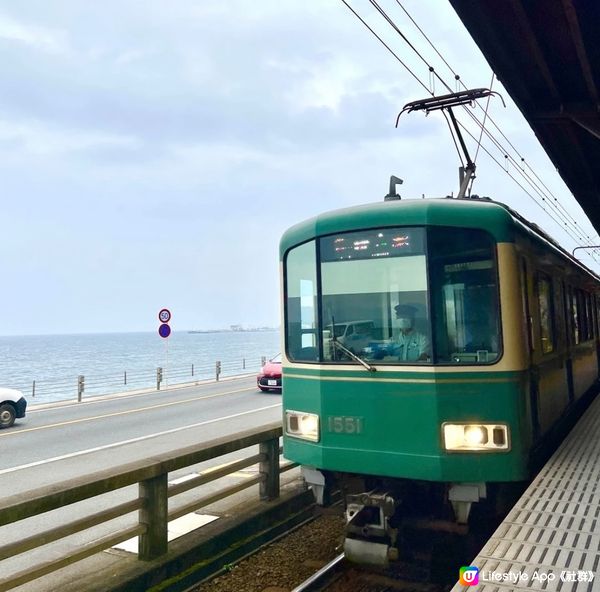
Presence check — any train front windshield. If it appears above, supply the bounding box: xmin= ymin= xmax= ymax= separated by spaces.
xmin=284 ymin=226 xmax=501 ymax=365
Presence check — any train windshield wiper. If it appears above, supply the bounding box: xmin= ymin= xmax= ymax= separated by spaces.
xmin=332 ymin=338 xmax=377 ymax=373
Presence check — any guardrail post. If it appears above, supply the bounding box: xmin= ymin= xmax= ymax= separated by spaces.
xmin=243 ymin=358 xmax=246 ymax=370
xmin=191 ymin=363 xmax=194 ymax=377
xmin=32 ymin=380 xmax=36 ymax=398
xmin=259 ymin=438 xmax=280 ymax=501
xmin=261 ymin=356 xmax=266 ymax=366
xmin=77 ymin=375 xmax=84 ymax=402
xmin=139 ymin=473 xmax=168 ymax=560
xmin=124 ymin=371 xmax=127 ymax=385
xmin=157 ymin=367 xmax=163 ymax=390
xmin=216 ymin=361 xmax=221 ymax=381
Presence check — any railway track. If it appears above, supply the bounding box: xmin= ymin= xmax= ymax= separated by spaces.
xmin=189 ymin=503 xmax=481 ymax=592
xmin=288 ymin=505 xmax=496 ymax=592
xmin=291 ymin=553 xmax=345 ymax=591
xmin=291 ymin=552 xmax=450 ymax=592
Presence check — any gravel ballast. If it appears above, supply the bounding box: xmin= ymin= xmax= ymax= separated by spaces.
xmin=190 ymin=512 xmax=345 ymax=592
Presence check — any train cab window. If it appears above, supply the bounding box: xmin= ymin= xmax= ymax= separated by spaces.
xmin=285 ymin=240 xmax=319 ymax=361
xmin=284 ymin=226 xmax=501 ymax=366
xmin=428 ymin=228 xmax=501 ymax=364
xmin=319 ymin=227 xmax=431 ymax=364
xmin=536 ymin=275 xmax=555 ymax=354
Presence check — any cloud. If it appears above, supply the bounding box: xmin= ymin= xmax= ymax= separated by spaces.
xmin=0 ymin=0 xmax=596 ymax=336
xmin=0 ymin=12 xmax=68 ymax=54
xmin=0 ymin=2 xmax=431 ymax=154
xmin=0 ymin=116 xmax=139 ymax=156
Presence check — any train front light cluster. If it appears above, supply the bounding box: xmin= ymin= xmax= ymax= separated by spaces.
xmin=285 ymin=410 xmax=320 ymax=442
xmin=443 ymin=423 xmax=509 ymax=451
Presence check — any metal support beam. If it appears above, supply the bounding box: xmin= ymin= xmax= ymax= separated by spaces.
xmin=561 ymin=0 xmax=599 ymax=103
xmin=508 ymin=0 xmax=561 ymax=102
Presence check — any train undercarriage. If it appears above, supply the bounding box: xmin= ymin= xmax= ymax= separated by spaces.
xmin=302 ymin=466 xmax=518 ymax=568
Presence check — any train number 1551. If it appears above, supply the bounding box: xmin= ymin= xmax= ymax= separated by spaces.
xmin=326 ymin=416 xmax=364 ymax=434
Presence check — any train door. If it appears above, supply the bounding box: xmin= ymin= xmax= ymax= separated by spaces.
xmin=520 ymin=258 xmax=540 ymax=440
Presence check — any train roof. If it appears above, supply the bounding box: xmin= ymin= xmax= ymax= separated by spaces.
xmin=279 ymin=197 xmax=600 ymax=282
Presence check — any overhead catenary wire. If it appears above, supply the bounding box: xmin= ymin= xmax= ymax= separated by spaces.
xmin=358 ymin=0 xmax=595 ymax=244
xmin=389 ymin=0 xmax=600 ymax=254
xmin=474 ymin=73 xmax=495 ymax=164
xmin=380 ymin=0 xmax=593 ymax=245
xmin=339 ymin=0 xmax=432 ymax=96
xmin=340 ymin=0 xmax=600 ymax=259
xmin=392 ymin=0 xmax=590 ymax=238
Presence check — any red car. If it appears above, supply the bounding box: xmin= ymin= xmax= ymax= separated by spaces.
xmin=257 ymin=354 xmax=282 ymax=392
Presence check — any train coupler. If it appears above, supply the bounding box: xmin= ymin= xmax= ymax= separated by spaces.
xmin=343 ymin=490 xmax=398 ymax=567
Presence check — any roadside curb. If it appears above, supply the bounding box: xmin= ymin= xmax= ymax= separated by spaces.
xmin=26 ymin=374 xmax=257 ymax=411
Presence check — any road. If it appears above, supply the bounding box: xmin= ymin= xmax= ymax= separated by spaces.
xmin=0 ymin=376 xmax=285 ymax=584
xmin=0 ymin=375 xmax=282 ymax=496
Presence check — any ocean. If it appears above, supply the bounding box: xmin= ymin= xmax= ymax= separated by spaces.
xmin=0 ymin=330 xmax=281 ymax=404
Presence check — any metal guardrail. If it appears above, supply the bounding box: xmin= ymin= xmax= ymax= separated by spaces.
xmin=11 ymin=355 xmax=272 ymax=404
xmin=0 ymin=422 xmax=296 ymax=592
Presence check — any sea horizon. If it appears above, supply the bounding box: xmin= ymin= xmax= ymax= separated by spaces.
xmin=0 ymin=327 xmax=280 ymax=339
xmin=0 ymin=330 xmax=281 ymax=403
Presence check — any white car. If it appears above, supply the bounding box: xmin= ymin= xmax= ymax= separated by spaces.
xmin=0 ymin=387 xmax=27 ymax=428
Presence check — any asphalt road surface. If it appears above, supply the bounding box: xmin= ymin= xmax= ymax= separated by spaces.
xmin=0 ymin=374 xmax=282 ymax=496
xmin=0 ymin=375 xmax=285 ymax=582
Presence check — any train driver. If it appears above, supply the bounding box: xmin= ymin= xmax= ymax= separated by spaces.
xmin=394 ymin=304 xmax=430 ymax=362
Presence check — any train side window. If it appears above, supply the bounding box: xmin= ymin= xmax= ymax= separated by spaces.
xmin=576 ymin=289 xmax=589 ymax=341
xmin=536 ymin=275 xmax=555 ymax=354
xmin=586 ymin=293 xmax=594 ymax=339
xmin=284 ymin=240 xmax=319 ymax=362
xmin=584 ymin=291 xmax=591 ymax=340
xmin=554 ymin=281 xmax=565 ymax=350
xmin=581 ymin=292 xmax=588 ymax=341
xmin=561 ymin=281 xmax=570 ymax=347
xmin=429 ymin=228 xmax=501 ymax=364
xmin=570 ymin=288 xmax=580 ymax=345
xmin=577 ymin=290 xmax=586 ymax=341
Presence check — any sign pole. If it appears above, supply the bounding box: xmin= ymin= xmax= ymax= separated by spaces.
xmin=165 ymin=336 xmax=169 ymax=389
xmin=158 ymin=308 xmax=172 ymax=389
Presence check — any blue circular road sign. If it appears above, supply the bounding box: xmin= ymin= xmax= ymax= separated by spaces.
xmin=158 ymin=323 xmax=171 ymax=338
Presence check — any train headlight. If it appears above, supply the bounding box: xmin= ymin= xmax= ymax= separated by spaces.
xmin=286 ymin=410 xmax=320 ymax=442
xmin=442 ymin=423 xmax=509 ymax=451
xmin=464 ymin=425 xmax=488 ymax=446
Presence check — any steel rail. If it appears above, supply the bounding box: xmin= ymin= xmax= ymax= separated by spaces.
xmin=291 ymin=553 xmax=346 ymax=592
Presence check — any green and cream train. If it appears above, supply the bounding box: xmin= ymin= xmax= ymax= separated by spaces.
xmin=279 ymin=196 xmax=600 ymax=564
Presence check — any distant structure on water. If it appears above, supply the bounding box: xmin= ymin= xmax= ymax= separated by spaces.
xmin=188 ymin=325 xmax=278 ymax=334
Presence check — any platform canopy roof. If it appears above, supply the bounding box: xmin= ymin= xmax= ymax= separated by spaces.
xmin=448 ymin=0 xmax=600 ymax=234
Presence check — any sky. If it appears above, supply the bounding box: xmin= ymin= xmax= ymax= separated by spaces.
xmin=2 ymin=1 xmax=598 ymax=336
